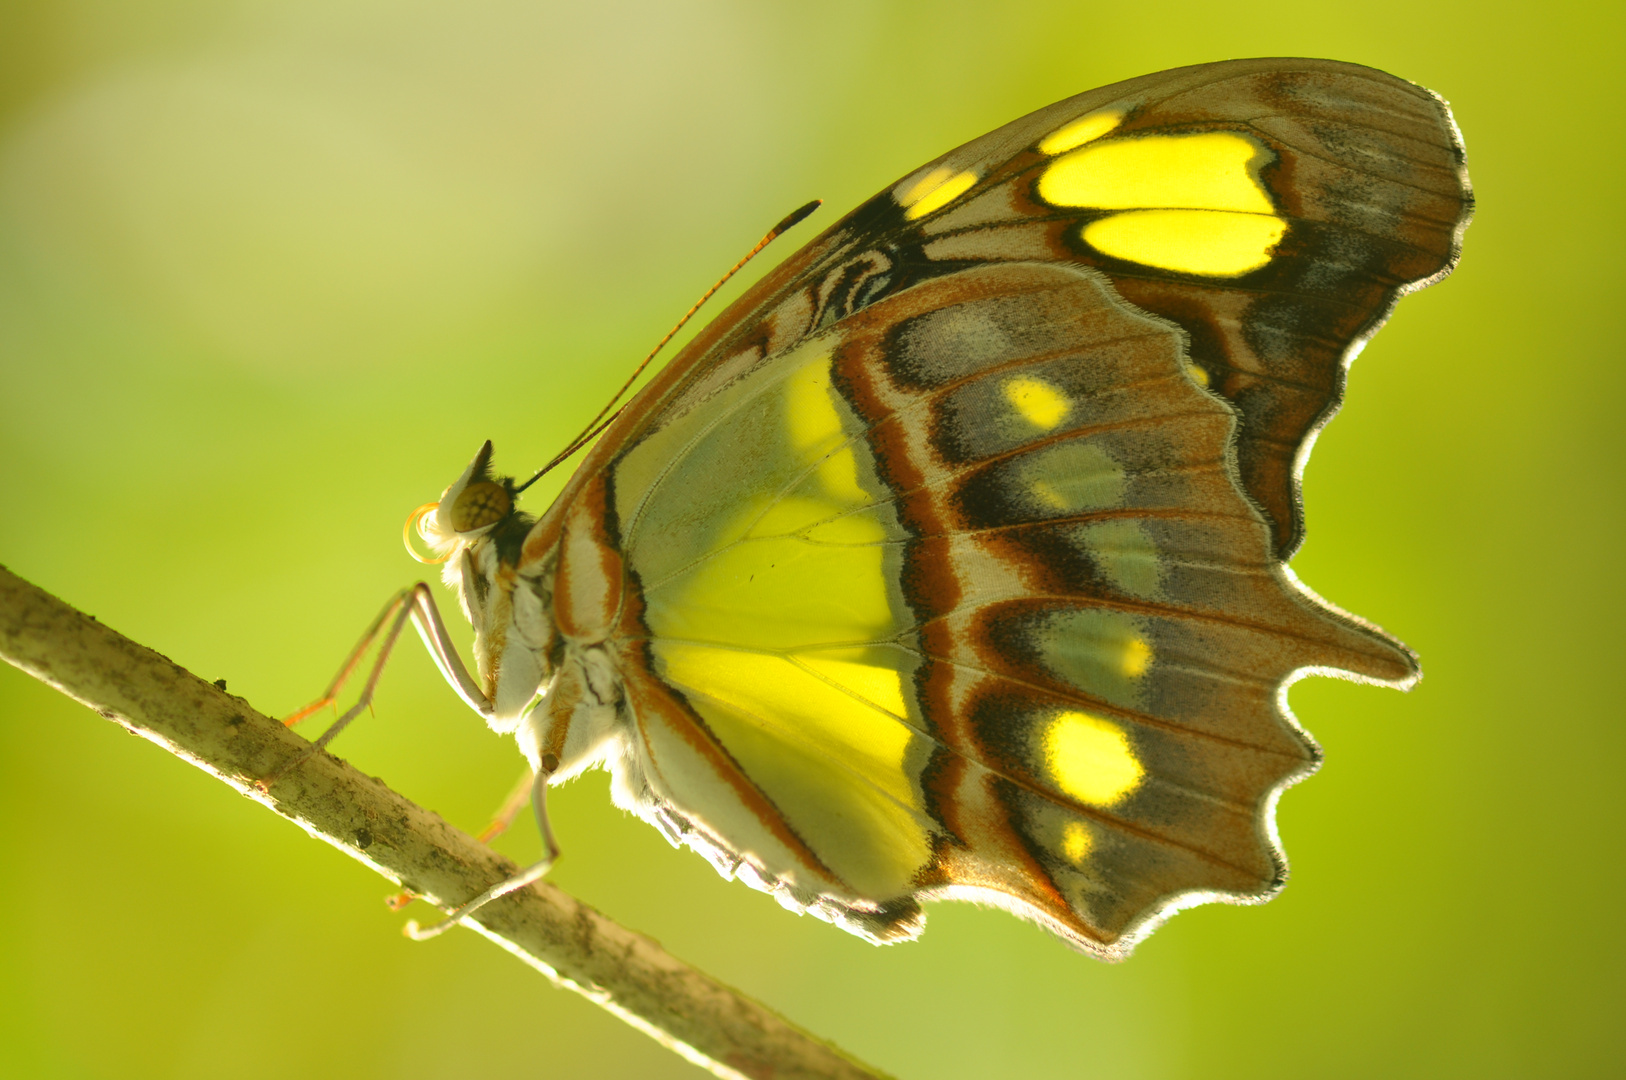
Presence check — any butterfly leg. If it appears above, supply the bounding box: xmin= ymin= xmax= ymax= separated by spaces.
xmin=282 ymin=588 xmax=415 ymax=730
xmin=403 ymin=764 xmax=560 ymax=940
xmin=385 ymin=766 xmax=535 ymax=911
xmin=269 ymin=584 xmax=559 ymax=934
xmin=263 ymin=583 xmax=494 ymax=790
xmin=305 ymin=588 xmax=417 ymax=752
xmin=475 ymin=767 xmax=540 ymax=843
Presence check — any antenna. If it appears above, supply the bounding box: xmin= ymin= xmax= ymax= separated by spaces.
xmin=514 ymin=199 xmax=822 ymax=494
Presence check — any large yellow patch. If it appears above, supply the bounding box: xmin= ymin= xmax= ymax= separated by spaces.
xmin=1083 ymin=209 xmax=1287 ymax=277
xmin=1037 ymin=130 xmax=1287 ymax=277
xmin=625 ymin=348 xmax=932 ymax=898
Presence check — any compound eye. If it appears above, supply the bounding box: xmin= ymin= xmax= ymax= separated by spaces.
xmin=449 ymin=481 xmax=511 ymax=533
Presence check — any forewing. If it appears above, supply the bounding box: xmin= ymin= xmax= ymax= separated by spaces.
xmin=601 ymin=56 xmax=1470 ymax=557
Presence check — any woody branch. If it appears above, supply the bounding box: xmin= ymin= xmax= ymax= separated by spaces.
xmin=0 ymin=565 xmax=887 ymax=1080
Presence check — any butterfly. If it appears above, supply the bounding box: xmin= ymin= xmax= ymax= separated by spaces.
xmin=293 ymin=57 xmax=1471 ymax=959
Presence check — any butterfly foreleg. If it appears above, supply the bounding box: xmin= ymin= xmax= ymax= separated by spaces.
xmin=302 ymin=585 xmax=490 ymax=743
xmin=282 ymin=587 xmax=415 ymax=730
xmin=265 ymin=584 xmax=496 ymax=793
xmin=399 ymin=580 xmax=497 ymax=720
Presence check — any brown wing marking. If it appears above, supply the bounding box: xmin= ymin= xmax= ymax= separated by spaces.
xmin=822 ymin=261 xmax=1407 ymax=950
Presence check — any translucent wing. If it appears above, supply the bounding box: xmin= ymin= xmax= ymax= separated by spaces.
xmin=531 ymin=58 xmax=1470 ymax=956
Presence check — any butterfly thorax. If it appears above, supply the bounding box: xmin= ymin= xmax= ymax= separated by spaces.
xmin=422 ymin=441 xmax=633 ymax=792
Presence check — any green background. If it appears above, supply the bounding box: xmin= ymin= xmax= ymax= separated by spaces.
xmin=0 ymin=1 xmax=1619 ymax=1077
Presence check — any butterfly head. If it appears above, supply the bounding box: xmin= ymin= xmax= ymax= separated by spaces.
xmin=406 ymin=440 xmax=536 ymax=577
xmin=437 ymin=440 xmax=514 ymax=536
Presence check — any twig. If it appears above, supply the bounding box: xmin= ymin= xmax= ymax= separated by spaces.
xmin=0 ymin=565 xmax=889 ymax=1080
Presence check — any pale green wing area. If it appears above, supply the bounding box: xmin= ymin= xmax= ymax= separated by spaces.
xmin=612 ymin=339 xmax=937 ymax=899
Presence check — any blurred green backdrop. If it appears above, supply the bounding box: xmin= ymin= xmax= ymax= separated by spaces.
xmin=1 ymin=1 xmax=1620 ymax=1077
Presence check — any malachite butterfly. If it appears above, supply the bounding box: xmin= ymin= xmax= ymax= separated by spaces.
xmin=295 ymin=58 xmax=1471 ymax=958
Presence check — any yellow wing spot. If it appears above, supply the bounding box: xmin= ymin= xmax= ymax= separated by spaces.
xmin=1082 ymin=209 xmax=1287 ymax=277
xmin=1184 ymin=359 xmax=1211 ymax=388
xmin=1121 ymin=636 xmax=1152 ymax=678
xmin=1038 ymin=109 xmax=1124 ymax=156
xmin=1045 ymin=711 xmax=1144 ymax=807
xmin=1034 ymin=130 xmax=1287 ymax=277
xmin=897 ymin=166 xmax=978 ymax=220
xmin=1003 ymin=376 xmax=1071 ymax=430
xmin=1038 ymin=131 xmax=1274 ymax=213
xmin=1061 ymin=820 xmax=1093 ymax=864
xmin=1030 ymin=479 xmax=1068 ymax=510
